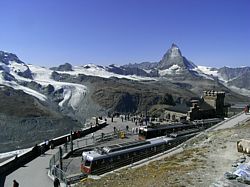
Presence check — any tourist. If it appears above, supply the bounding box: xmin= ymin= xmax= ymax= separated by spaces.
xmin=245 ymin=106 xmax=248 ymax=114
xmin=101 ymin=133 xmax=104 ymax=140
xmin=53 ymin=178 xmax=60 ymax=187
xmin=13 ymin=180 xmax=19 ymax=187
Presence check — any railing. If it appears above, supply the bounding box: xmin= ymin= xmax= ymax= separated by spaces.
xmin=49 ymin=142 xmax=73 ymax=187
xmin=51 ymin=166 xmax=68 ymax=185
xmin=48 ymin=128 xmax=133 ymax=185
xmin=74 ymin=129 xmax=132 ymax=149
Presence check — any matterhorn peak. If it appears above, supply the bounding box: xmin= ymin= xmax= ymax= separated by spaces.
xmin=171 ymin=43 xmax=179 ymax=48
xmin=157 ymin=43 xmax=183 ymax=69
xmin=157 ymin=43 xmax=196 ymax=71
xmin=168 ymin=43 xmax=182 ymax=58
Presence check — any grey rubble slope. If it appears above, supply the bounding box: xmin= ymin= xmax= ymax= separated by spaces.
xmin=0 ymin=86 xmax=81 ymax=153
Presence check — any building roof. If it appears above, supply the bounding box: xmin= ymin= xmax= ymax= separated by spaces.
xmin=199 ymin=102 xmax=215 ymax=111
xmin=165 ymin=104 xmax=190 ymax=114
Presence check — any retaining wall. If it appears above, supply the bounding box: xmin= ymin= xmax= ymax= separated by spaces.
xmin=0 ymin=121 xmax=108 ymax=177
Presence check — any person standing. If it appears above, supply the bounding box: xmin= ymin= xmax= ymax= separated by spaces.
xmin=13 ymin=180 xmax=19 ymax=187
xmin=54 ymin=178 xmax=60 ymax=187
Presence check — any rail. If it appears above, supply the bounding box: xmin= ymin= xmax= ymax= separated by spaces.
xmin=48 ymin=128 xmax=133 ymax=185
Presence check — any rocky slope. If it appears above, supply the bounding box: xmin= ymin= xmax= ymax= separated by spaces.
xmin=0 ymin=85 xmax=82 ymax=153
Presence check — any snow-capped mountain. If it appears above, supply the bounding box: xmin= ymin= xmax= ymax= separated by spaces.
xmin=197 ymin=65 xmax=250 ymax=95
xmin=1 ymin=43 xmax=250 ymax=108
xmin=0 ymin=51 xmax=32 ymax=79
xmin=158 ymin=43 xmax=197 ymax=70
xmin=123 ymin=44 xmax=205 ymax=78
xmin=0 ymin=46 xmax=249 ymax=153
xmin=0 ymin=51 xmax=155 ymax=114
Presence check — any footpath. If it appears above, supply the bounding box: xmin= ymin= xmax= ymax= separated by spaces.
xmin=3 ymin=116 xmax=138 ymax=187
xmin=4 ymin=148 xmax=58 ymax=187
xmin=2 ymin=119 xmax=107 ymax=187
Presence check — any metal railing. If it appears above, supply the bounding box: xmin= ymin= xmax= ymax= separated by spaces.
xmin=51 ymin=166 xmax=68 ymax=185
xmin=74 ymin=129 xmax=132 ymax=149
xmin=48 ymin=129 xmax=133 ymax=186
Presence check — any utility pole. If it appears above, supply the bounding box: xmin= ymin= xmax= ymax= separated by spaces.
xmin=70 ymin=131 xmax=73 ymax=152
xmin=59 ymin=146 xmax=63 ymax=171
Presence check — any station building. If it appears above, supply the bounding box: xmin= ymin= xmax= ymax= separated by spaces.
xmin=164 ymin=90 xmax=227 ymax=121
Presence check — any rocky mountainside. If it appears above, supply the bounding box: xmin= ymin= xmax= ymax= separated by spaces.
xmin=158 ymin=43 xmax=196 ymax=70
xmin=0 ymin=45 xmax=250 ymax=153
xmin=0 ymin=51 xmax=32 ymax=79
xmin=227 ymin=71 xmax=250 ymax=90
xmin=0 ymin=85 xmax=82 ymax=153
xmin=50 ymin=62 xmax=73 ymax=71
xmin=218 ymin=66 xmax=250 ymax=81
xmin=218 ymin=67 xmax=250 ymax=91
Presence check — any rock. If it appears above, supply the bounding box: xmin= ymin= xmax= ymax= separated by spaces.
xmin=237 ymin=176 xmax=250 ymax=185
xmin=50 ymin=63 xmax=73 ymax=71
xmin=240 ymin=155 xmax=246 ymax=159
xmin=224 ymin=172 xmax=238 ymax=180
xmin=237 ymin=158 xmax=246 ymax=163
xmin=232 ymin=163 xmax=238 ymax=167
xmin=232 ymin=134 xmax=239 ymax=138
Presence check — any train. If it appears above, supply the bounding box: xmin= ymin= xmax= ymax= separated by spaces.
xmin=138 ymin=118 xmax=222 ymax=140
xmin=81 ymin=133 xmax=195 ymax=175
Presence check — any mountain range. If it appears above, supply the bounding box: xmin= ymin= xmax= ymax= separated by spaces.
xmin=0 ymin=44 xmax=249 ymax=153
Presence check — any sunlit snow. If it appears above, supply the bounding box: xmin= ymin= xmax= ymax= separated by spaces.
xmin=158 ymin=64 xmax=181 ymax=76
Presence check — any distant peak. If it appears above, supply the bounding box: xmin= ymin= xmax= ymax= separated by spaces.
xmin=171 ymin=43 xmax=179 ymax=49
xmin=158 ymin=43 xmax=197 ymax=70
xmin=0 ymin=50 xmax=23 ymax=65
xmin=167 ymin=43 xmax=182 ymax=58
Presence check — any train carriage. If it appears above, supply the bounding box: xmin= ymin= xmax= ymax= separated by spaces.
xmin=81 ymin=134 xmax=194 ymax=175
xmin=138 ymin=123 xmax=197 ymax=140
xmin=138 ymin=118 xmax=222 ymax=140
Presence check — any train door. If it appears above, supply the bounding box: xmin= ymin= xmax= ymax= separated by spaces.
xmin=81 ymin=156 xmax=92 ymax=174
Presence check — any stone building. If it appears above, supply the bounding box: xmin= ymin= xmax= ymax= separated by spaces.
xmin=163 ymin=104 xmax=189 ymax=122
xmin=162 ymin=90 xmax=227 ymax=122
xmin=203 ymin=90 xmax=225 ymax=117
xmin=187 ymin=90 xmax=226 ymax=121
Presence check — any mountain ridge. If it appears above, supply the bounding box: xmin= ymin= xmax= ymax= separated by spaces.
xmin=0 ymin=45 xmax=250 ymax=153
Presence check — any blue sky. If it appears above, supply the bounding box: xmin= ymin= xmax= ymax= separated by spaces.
xmin=0 ymin=0 xmax=249 ymax=67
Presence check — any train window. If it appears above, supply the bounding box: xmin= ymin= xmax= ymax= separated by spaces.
xmin=85 ymin=160 xmax=91 ymax=166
